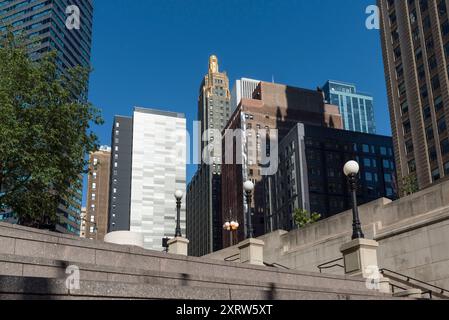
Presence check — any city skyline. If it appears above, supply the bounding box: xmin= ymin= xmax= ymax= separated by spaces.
xmin=84 ymin=0 xmax=390 ymax=205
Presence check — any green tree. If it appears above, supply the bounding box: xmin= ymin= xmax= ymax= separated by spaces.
xmin=293 ymin=208 xmax=321 ymax=228
xmin=401 ymin=173 xmax=419 ymax=197
xmin=0 ymin=30 xmax=103 ymax=228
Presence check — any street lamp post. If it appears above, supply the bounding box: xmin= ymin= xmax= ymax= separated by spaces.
xmin=223 ymin=220 xmax=239 ymax=247
xmin=174 ymin=190 xmax=183 ymax=238
xmin=243 ymin=180 xmax=254 ymax=239
xmin=343 ymin=161 xmax=365 ymax=240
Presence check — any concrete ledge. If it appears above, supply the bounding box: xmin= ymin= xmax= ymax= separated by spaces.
xmin=0 ymin=276 xmax=401 ymax=300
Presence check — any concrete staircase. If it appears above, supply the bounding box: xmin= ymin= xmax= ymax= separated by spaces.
xmin=0 ymin=222 xmax=404 ymax=300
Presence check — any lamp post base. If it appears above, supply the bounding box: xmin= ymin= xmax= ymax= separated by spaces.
xmin=167 ymin=237 xmax=189 ymax=256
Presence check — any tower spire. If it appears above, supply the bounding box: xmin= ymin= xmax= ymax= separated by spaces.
xmin=209 ymin=55 xmax=219 ymax=73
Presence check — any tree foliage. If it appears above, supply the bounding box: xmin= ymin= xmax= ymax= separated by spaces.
xmin=401 ymin=173 xmax=419 ymax=197
xmin=293 ymin=208 xmax=321 ymax=228
xmin=0 ymin=30 xmax=103 ymax=228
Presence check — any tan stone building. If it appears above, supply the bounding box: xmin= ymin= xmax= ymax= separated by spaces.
xmin=379 ymin=0 xmax=449 ymax=193
xmin=85 ymin=146 xmax=111 ymax=240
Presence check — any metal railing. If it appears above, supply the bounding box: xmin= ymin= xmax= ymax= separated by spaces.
xmin=264 ymin=262 xmax=290 ymax=270
xmin=317 ymin=258 xmax=344 ymax=273
xmin=380 ymin=268 xmax=449 ymax=299
xmin=224 ymin=253 xmax=239 ymax=262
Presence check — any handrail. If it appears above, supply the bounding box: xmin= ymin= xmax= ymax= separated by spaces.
xmin=224 ymin=253 xmax=239 ymax=262
xmin=264 ymin=262 xmax=290 ymax=270
xmin=380 ymin=268 xmax=448 ymax=298
xmin=317 ymin=258 xmax=344 ymax=273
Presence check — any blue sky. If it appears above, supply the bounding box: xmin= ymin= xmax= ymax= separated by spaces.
xmin=84 ymin=0 xmax=389 ymax=205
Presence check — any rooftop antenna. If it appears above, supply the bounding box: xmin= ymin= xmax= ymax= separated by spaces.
xmin=272 ymin=74 xmax=275 ymax=83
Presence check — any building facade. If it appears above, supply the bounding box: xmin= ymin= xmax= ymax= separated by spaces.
xmin=379 ymin=0 xmax=449 ymax=193
xmin=221 ymin=81 xmax=343 ymax=247
xmin=108 ymin=107 xmax=187 ymax=251
xmin=263 ymin=123 xmax=397 ymax=232
xmin=0 ymin=0 xmax=93 ymax=70
xmin=0 ymin=0 xmax=94 ymax=234
xmin=80 ymin=207 xmax=86 ymax=238
xmin=108 ymin=115 xmax=133 ymax=233
xmin=231 ymin=78 xmax=261 ymax=111
xmin=187 ymin=55 xmax=231 ymax=257
xmin=84 ymin=146 xmax=111 ymax=240
xmin=322 ymin=80 xmax=377 ymax=134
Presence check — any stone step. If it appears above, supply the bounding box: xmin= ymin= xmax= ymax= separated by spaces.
xmin=0 ymin=275 xmax=404 ymax=300
xmin=0 ymin=222 xmax=386 ymax=294
xmin=0 ymin=253 xmax=391 ymax=298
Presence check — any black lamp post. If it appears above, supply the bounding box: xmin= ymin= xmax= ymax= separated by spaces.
xmin=243 ymin=180 xmax=254 ymax=239
xmin=174 ymin=190 xmax=183 ymax=237
xmin=343 ymin=161 xmax=365 ymax=240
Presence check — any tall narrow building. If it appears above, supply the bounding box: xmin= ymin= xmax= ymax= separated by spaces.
xmin=322 ymin=80 xmax=377 ymax=134
xmin=108 ymin=107 xmax=187 ymax=251
xmin=379 ymin=0 xmax=449 ymax=193
xmin=187 ymin=55 xmax=231 ymax=257
xmin=85 ymin=146 xmax=111 ymax=240
xmin=0 ymin=0 xmax=94 ymax=235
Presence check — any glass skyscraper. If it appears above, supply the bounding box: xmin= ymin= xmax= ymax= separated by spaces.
xmin=0 ymin=0 xmax=93 ymax=70
xmin=0 ymin=0 xmax=94 ymax=235
xmin=322 ymin=80 xmax=377 ymax=134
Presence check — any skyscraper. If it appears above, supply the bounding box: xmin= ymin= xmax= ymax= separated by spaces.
xmin=221 ymin=81 xmax=343 ymax=246
xmin=0 ymin=0 xmax=93 ymax=70
xmin=379 ymin=0 xmax=449 ymax=193
xmin=322 ymin=80 xmax=377 ymax=134
xmin=0 ymin=0 xmax=94 ymax=235
xmin=231 ymin=78 xmax=261 ymax=111
xmin=85 ymin=146 xmax=111 ymax=241
xmin=263 ymin=123 xmax=396 ymax=233
xmin=186 ymin=55 xmax=231 ymax=257
xmin=109 ymin=107 xmax=187 ymax=251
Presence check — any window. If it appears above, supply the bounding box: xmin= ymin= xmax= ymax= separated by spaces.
xmin=432 ymin=168 xmax=441 ymax=181
xmin=438 ymin=118 xmax=447 ymax=134
xmin=92 ymin=183 xmax=96 ymax=190
xmin=115 ymin=146 xmax=119 ymax=151
xmin=93 ymin=172 xmax=97 ymax=179
xmin=383 ymin=159 xmax=391 ymax=169
xmin=408 ymin=160 xmax=416 ymax=173
xmin=116 ymin=122 xmax=120 ymax=128
xmin=90 ymin=216 xmax=95 ymax=223
xmin=93 ymin=158 xmax=98 ymax=166
xmin=90 ymin=226 xmax=94 ymax=233
xmin=365 ymin=172 xmax=373 ymax=182
xmin=113 ymin=188 xmax=117 ymax=194
xmin=444 ymin=162 xmax=449 ymax=175
xmin=380 ymin=147 xmax=387 ymax=156
xmin=441 ymin=138 xmax=449 ymax=155
xmin=403 ymin=121 xmax=411 ymax=134
xmin=406 ymin=140 xmax=414 ymax=155
xmin=434 ymin=96 xmax=443 ymax=112
xmin=91 ymin=194 xmax=96 ymax=201
xmin=384 ymin=173 xmax=392 ymax=183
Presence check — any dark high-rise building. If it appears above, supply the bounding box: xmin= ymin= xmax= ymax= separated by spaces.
xmin=0 ymin=0 xmax=94 ymax=235
xmin=379 ymin=0 xmax=449 ymax=194
xmin=0 ymin=0 xmax=93 ymax=70
xmin=186 ymin=55 xmax=231 ymax=257
xmin=108 ymin=116 xmax=133 ymax=233
xmin=221 ymin=81 xmax=343 ymax=247
xmin=263 ymin=123 xmax=397 ymax=232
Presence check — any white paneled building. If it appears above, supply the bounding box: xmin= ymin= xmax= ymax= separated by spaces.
xmin=128 ymin=107 xmax=186 ymax=251
xmin=231 ymin=78 xmax=261 ymax=111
